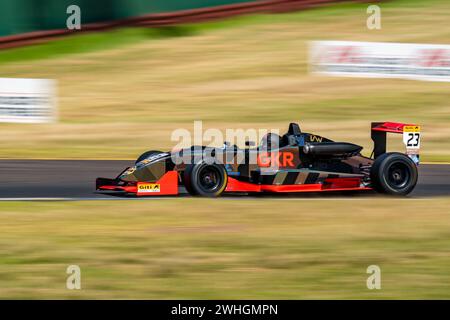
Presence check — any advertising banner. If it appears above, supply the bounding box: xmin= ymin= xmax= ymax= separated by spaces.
xmin=309 ymin=41 xmax=450 ymax=82
xmin=0 ymin=78 xmax=57 ymax=123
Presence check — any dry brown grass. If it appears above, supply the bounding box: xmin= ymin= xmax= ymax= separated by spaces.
xmin=0 ymin=0 xmax=448 ymax=160
xmin=0 ymin=197 xmax=449 ymax=299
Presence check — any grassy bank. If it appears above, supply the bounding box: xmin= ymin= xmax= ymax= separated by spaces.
xmin=0 ymin=198 xmax=449 ymax=299
xmin=0 ymin=0 xmax=448 ymax=160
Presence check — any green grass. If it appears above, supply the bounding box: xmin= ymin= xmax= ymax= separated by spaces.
xmin=0 ymin=198 xmax=449 ymax=299
xmin=0 ymin=27 xmax=188 ymax=65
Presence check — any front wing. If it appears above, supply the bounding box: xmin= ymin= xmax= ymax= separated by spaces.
xmin=96 ymin=170 xmax=179 ymax=196
xmin=96 ymin=170 xmax=371 ymax=196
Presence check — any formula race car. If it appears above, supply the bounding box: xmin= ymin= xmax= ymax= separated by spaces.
xmin=96 ymin=122 xmax=420 ymax=197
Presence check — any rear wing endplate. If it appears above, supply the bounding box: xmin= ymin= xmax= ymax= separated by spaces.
xmin=371 ymin=122 xmax=420 ymax=164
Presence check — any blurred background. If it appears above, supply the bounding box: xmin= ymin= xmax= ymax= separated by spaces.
xmin=0 ymin=0 xmax=261 ymax=37
xmin=0 ymin=0 xmax=448 ymax=160
xmin=0 ymin=0 xmax=449 ymax=299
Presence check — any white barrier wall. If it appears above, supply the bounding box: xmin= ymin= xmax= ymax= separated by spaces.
xmin=309 ymin=41 xmax=450 ymax=82
xmin=0 ymin=78 xmax=57 ymax=123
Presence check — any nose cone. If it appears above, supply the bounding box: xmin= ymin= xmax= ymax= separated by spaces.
xmin=121 ymin=155 xmax=170 ymax=182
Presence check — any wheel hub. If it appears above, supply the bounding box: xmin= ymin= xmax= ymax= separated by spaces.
xmin=199 ymin=167 xmax=221 ymax=191
xmin=387 ymin=162 xmax=410 ymax=189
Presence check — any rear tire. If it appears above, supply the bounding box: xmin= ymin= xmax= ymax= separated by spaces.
xmin=183 ymin=162 xmax=228 ymax=197
xmin=135 ymin=150 xmax=163 ymax=164
xmin=370 ymin=152 xmax=418 ymax=195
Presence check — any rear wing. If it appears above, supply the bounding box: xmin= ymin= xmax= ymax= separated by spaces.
xmin=371 ymin=122 xmax=420 ymax=164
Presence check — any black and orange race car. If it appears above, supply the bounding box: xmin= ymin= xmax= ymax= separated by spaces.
xmin=96 ymin=122 xmax=420 ymax=197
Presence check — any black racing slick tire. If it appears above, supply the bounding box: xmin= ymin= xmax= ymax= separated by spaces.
xmin=183 ymin=162 xmax=228 ymax=197
xmin=135 ymin=150 xmax=163 ymax=164
xmin=370 ymin=152 xmax=418 ymax=196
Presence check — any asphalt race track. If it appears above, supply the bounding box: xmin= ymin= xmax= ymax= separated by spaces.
xmin=0 ymin=160 xmax=449 ymax=200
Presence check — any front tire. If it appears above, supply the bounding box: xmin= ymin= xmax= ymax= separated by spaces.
xmin=370 ymin=152 xmax=418 ymax=195
xmin=183 ymin=162 xmax=228 ymax=197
